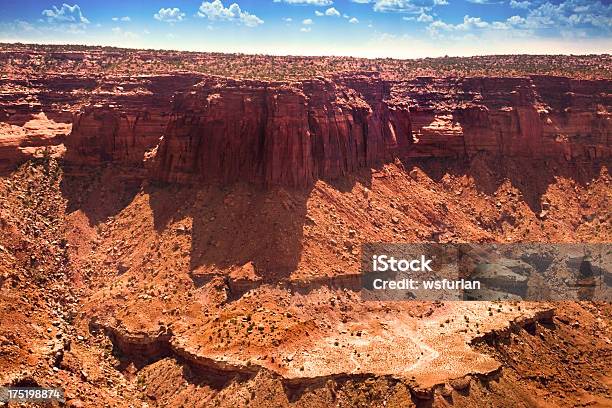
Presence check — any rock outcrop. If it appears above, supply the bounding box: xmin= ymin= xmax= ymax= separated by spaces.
xmin=152 ymin=73 xmax=610 ymax=186
xmin=153 ymin=74 xmax=412 ymax=187
xmin=0 ymin=73 xmax=202 ymax=172
xmin=0 ymin=113 xmax=69 ymax=171
xmin=64 ymin=74 xmax=203 ymax=167
xmin=398 ymin=75 xmax=611 ymax=161
xmin=1 ymin=71 xmax=610 ymax=184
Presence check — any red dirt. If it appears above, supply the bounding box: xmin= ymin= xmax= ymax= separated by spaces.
xmin=1 ymin=156 xmax=610 ymax=407
xmin=0 ymin=46 xmax=610 ymax=407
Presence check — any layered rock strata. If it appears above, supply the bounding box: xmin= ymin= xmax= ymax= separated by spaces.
xmin=1 ymin=72 xmax=610 ymax=185
xmin=64 ymin=74 xmax=203 ymax=166
xmin=0 ymin=73 xmax=202 ymax=172
xmin=153 ymin=75 xmax=412 ymax=187
xmin=152 ymin=74 xmax=610 ymax=186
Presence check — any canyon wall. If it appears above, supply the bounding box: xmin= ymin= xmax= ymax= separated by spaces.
xmin=152 ymin=73 xmax=610 ymax=186
xmin=152 ymin=75 xmax=412 ymax=187
xmin=396 ymin=76 xmax=611 ymax=161
xmin=0 ymin=73 xmax=202 ymax=171
xmin=64 ymin=74 xmax=202 ymax=166
xmin=1 ymin=72 xmax=610 ymax=185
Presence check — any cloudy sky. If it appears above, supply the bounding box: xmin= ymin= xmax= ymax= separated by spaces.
xmin=0 ymin=0 xmax=610 ymax=57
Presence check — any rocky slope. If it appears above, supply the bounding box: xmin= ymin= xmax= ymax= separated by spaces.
xmin=0 ymin=48 xmax=610 ymax=408
xmin=1 ymin=156 xmax=610 ymax=407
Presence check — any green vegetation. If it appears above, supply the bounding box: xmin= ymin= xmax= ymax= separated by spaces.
xmin=1 ymin=42 xmax=610 ymax=81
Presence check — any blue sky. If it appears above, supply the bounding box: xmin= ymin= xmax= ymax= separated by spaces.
xmin=0 ymin=0 xmax=610 ymax=57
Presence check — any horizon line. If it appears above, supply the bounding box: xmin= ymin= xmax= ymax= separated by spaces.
xmin=1 ymin=40 xmax=610 ymax=61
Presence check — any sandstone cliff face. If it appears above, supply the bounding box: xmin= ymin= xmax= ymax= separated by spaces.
xmin=64 ymin=74 xmax=203 ymax=166
xmin=455 ymin=76 xmax=611 ymax=160
xmin=1 ymin=72 xmax=609 ymax=184
xmin=153 ymin=75 xmax=413 ymax=187
xmin=152 ymin=74 xmax=610 ymax=186
xmin=0 ymin=113 xmax=69 ymax=171
xmin=0 ymin=73 xmax=202 ymax=172
xmin=393 ymin=76 xmax=611 ymax=161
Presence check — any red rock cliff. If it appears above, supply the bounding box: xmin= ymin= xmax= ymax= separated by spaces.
xmin=0 ymin=73 xmax=202 ymax=172
xmin=65 ymin=74 xmax=203 ymax=166
xmin=151 ymin=74 xmax=610 ymax=186
xmin=153 ymin=74 xmax=413 ymax=187
xmin=1 ymin=72 xmax=609 ymax=185
xmin=392 ymin=75 xmax=610 ymax=161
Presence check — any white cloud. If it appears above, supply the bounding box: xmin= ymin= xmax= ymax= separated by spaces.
xmin=423 ymin=0 xmax=610 ymax=41
xmin=300 ymin=26 xmax=312 ymax=31
xmin=349 ymin=17 xmax=360 ymax=23
xmin=373 ymin=0 xmax=444 ymax=12
xmin=426 ymin=12 xmax=533 ymax=38
xmin=273 ymin=0 xmax=333 ymax=5
xmin=350 ymin=0 xmax=372 ymax=3
xmin=315 ymin=10 xmax=324 ymax=16
xmin=42 ymin=4 xmax=89 ymax=24
xmin=302 ymin=18 xmax=314 ymax=24
xmin=1 ymin=20 xmax=37 ymax=33
xmin=509 ymin=0 xmax=530 ymax=8
xmin=427 ymin=19 xmax=453 ymax=33
xmin=507 ymin=15 xmax=526 ymax=25
xmin=417 ymin=12 xmax=434 ymax=22
xmin=370 ymin=0 xmax=449 ymax=12
xmin=427 ymin=14 xmax=495 ymax=36
xmin=455 ymin=15 xmax=489 ymax=29
xmin=154 ymin=8 xmax=185 ymax=23
xmin=373 ymin=0 xmax=418 ymax=12
xmin=197 ymin=1 xmax=264 ymax=27
xmin=325 ymin=7 xmax=341 ymax=16
xmin=112 ymin=16 xmax=131 ymax=22
xmin=429 ymin=15 xmax=489 ymax=31
xmin=111 ymin=26 xmax=139 ymax=39
xmin=461 ymin=16 xmax=486 ymax=29
xmin=283 ymin=17 xmax=293 ymax=22
xmin=523 ymin=0 xmax=611 ymax=31
xmin=18 ymin=20 xmax=36 ymax=31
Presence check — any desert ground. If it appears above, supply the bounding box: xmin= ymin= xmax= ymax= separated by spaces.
xmin=0 ymin=44 xmax=610 ymax=407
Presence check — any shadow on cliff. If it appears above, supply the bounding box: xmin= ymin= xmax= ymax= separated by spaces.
xmin=60 ymin=164 xmax=141 ymax=226
xmin=145 ymin=181 xmax=314 ymax=283
xmin=322 ymin=170 xmax=373 ymax=193
xmin=401 ymin=154 xmax=608 ymax=214
xmin=59 ymin=161 xmax=372 ymax=284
